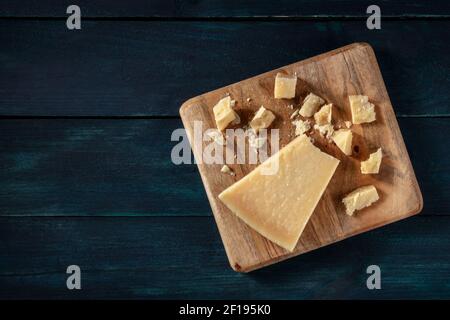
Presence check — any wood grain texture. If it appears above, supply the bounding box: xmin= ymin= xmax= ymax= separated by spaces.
xmin=1 ymin=215 xmax=450 ymax=299
xmin=1 ymin=20 xmax=449 ymax=116
xmin=180 ymin=43 xmax=422 ymax=272
xmin=1 ymin=0 xmax=449 ymax=17
xmin=0 ymin=117 xmax=447 ymax=217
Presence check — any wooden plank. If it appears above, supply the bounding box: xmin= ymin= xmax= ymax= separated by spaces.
xmin=180 ymin=43 xmax=422 ymax=271
xmin=0 ymin=117 xmax=447 ymax=217
xmin=1 ymin=1 xmax=449 ymax=17
xmin=0 ymin=20 xmax=449 ymax=116
xmin=1 ymin=215 xmax=450 ymax=299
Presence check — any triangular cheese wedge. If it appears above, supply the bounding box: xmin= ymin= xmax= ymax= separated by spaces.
xmin=332 ymin=129 xmax=353 ymax=155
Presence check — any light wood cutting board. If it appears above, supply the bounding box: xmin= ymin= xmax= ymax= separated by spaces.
xmin=180 ymin=43 xmax=423 ymax=272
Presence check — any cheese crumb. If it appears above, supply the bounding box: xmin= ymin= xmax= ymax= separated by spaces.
xmin=221 ymin=165 xmax=235 ymax=176
xmin=274 ymin=73 xmax=297 ymax=99
xmin=292 ymin=119 xmax=311 ymax=136
xmin=232 ymin=113 xmax=241 ymax=125
xmin=342 ymin=185 xmax=379 ymax=216
xmin=206 ymin=130 xmax=226 ymax=145
xmin=290 ymin=109 xmax=299 ymax=119
xmin=349 ymin=95 xmax=376 ymax=124
xmin=332 ymin=129 xmax=353 ymax=155
xmin=213 ymin=96 xmax=238 ymax=131
xmin=345 ymin=121 xmax=352 ymax=128
xmin=248 ymin=135 xmax=267 ymax=149
xmin=361 ymin=148 xmax=383 ymax=174
xmin=250 ymin=106 xmax=276 ymax=132
xmin=314 ymin=103 xmax=332 ymax=125
xmin=314 ymin=123 xmax=334 ymax=139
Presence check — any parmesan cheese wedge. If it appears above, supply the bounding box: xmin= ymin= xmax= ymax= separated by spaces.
xmin=332 ymin=129 xmax=353 ymax=155
xmin=314 ymin=103 xmax=332 ymax=125
xmin=361 ymin=148 xmax=382 ymax=174
xmin=349 ymin=95 xmax=376 ymax=124
xmin=274 ymin=73 xmax=297 ymax=99
xmin=213 ymin=96 xmax=238 ymax=131
xmin=299 ymin=93 xmax=325 ymax=117
xmin=250 ymin=106 xmax=276 ymax=132
xmin=218 ymin=134 xmax=340 ymax=252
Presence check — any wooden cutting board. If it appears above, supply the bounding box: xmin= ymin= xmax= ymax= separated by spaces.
xmin=180 ymin=43 xmax=423 ymax=272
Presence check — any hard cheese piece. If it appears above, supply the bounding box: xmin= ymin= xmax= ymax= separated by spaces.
xmin=332 ymin=129 xmax=353 ymax=155
xmin=314 ymin=103 xmax=332 ymax=125
xmin=299 ymin=93 xmax=325 ymax=117
xmin=250 ymin=106 xmax=276 ymax=132
xmin=349 ymin=95 xmax=376 ymax=124
xmin=213 ymin=96 xmax=238 ymax=131
xmin=361 ymin=148 xmax=382 ymax=174
xmin=342 ymin=185 xmax=379 ymax=216
xmin=218 ymin=134 xmax=340 ymax=252
xmin=274 ymin=73 xmax=297 ymax=99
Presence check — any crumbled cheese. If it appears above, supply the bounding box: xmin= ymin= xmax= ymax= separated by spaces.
xmin=249 ymin=135 xmax=267 ymax=149
xmin=314 ymin=123 xmax=334 ymax=139
xmin=292 ymin=119 xmax=311 ymax=136
xmin=345 ymin=121 xmax=352 ymax=128
xmin=206 ymin=130 xmax=226 ymax=145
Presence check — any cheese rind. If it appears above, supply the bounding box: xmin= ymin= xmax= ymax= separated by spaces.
xmin=250 ymin=106 xmax=276 ymax=132
xmin=274 ymin=73 xmax=297 ymax=99
xmin=213 ymin=96 xmax=238 ymax=131
xmin=349 ymin=95 xmax=376 ymax=124
xmin=342 ymin=185 xmax=379 ymax=215
xmin=332 ymin=129 xmax=353 ymax=155
xmin=218 ymin=134 xmax=340 ymax=252
xmin=300 ymin=93 xmax=325 ymax=117
xmin=314 ymin=103 xmax=332 ymax=125
xmin=361 ymin=148 xmax=382 ymax=174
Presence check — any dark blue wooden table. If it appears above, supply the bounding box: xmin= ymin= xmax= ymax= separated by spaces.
xmin=1 ymin=1 xmax=450 ymax=299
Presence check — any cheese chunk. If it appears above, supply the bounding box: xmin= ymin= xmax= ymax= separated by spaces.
xmin=250 ymin=106 xmax=276 ymax=132
xmin=342 ymin=185 xmax=379 ymax=216
xmin=361 ymin=148 xmax=382 ymax=174
xmin=213 ymin=96 xmax=238 ymax=131
xmin=299 ymin=93 xmax=325 ymax=117
xmin=221 ymin=165 xmax=235 ymax=176
xmin=349 ymin=95 xmax=376 ymax=124
xmin=314 ymin=103 xmax=332 ymax=125
xmin=218 ymin=134 xmax=340 ymax=252
xmin=332 ymin=129 xmax=353 ymax=155
xmin=274 ymin=73 xmax=297 ymax=99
